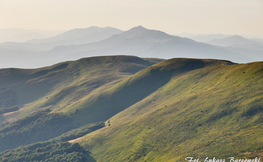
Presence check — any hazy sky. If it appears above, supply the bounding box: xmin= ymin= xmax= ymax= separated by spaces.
xmin=0 ymin=0 xmax=262 ymax=36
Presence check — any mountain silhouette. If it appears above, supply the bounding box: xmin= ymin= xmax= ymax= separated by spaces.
xmin=49 ymin=26 xmax=251 ymax=63
xmin=207 ymin=35 xmax=262 ymax=46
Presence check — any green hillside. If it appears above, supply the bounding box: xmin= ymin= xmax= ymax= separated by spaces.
xmin=0 ymin=55 xmax=162 ymax=153
xmin=67 ymin=58 xmax=231 ymax=125
xmin=0 ymin=107 xmax=104 ymax=152
xmin=0 ymin=55 xmax=160 ymax=128
xmin=1 ymin=56 xmax=263 ymax=162
xmin=71 ymin=58 xmax=263 ymax=162
xmin=0 ymin=109 xmax=77 ymax=152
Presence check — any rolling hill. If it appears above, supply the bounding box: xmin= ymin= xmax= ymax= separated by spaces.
xmin=0 ymin=55 xmax=160 ymax=127
xmin=0 ymin=55 xmax=162 ymax=152
xmin=66 ymin=58 xmax=232 ymax=125
xmin=67 ymin=58 xmax=263 ymax=162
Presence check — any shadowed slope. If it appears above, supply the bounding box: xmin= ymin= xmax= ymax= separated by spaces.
xmin=0 ymin=55 xmax=162 ymax=153
xmin=70 ymin=58 xmax=233 ymax=125
xmin=0 ymin=56 xmax=160 ymax=127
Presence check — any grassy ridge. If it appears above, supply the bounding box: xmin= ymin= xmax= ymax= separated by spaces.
xmin=0 ymin=56 xmax=159 ymax=127
xmin=0 ymin=55 xmax=162 ymax=153
xmin=69 ymin=58 xmax=221 ymax=125
xmin=74 ymin=59 xmax=263 ymax=162
xmin=0 ymin=62 xmax=69 ymax=107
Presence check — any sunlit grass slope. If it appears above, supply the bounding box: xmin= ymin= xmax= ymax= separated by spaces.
xmin=69 ymin=58 xmax=220 ymax=125
xmin=0 ymin=55 xmax=160 ymax=127
xmin=75 ymin=59 xmax=263 ymax=162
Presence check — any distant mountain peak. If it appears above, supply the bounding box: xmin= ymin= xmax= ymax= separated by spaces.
xmin=129 ymin=25 xmax=148 ymax=32
xmin=119 ymin=26 xmax=174 ymax=41
xmin=135 ymin=25 xmax=146 ymax=29
xmin=26 ymin=26 xmax=123 ymax=46
xmin=229 ymin=35 xmax=246 ymax=40
xmin=206 ymin=34 xmax=260 ymax=46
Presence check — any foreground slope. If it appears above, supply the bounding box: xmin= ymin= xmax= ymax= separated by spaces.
xmin=73 ymin=58 xmax=263 ymax=162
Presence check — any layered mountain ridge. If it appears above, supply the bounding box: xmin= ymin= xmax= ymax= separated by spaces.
xmin=50 ymin=26 xmax=249 ymax=63
xmin=0 ymin=26 xmax=260 ymax=69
